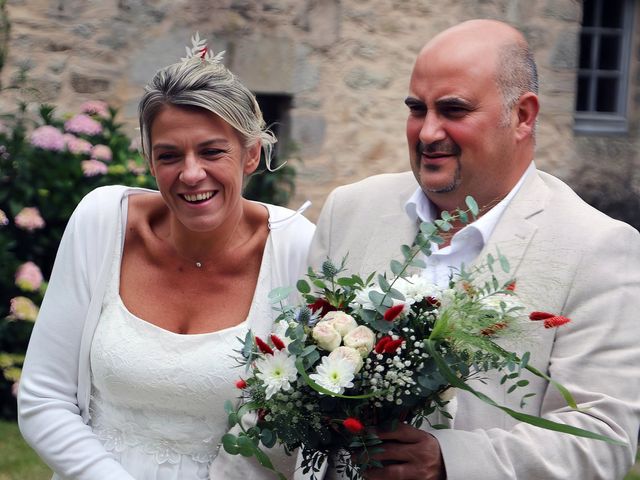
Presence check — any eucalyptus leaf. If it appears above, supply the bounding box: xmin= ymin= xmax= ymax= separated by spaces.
xmin=465 ymin=196 xmax=479 ymax=217
xmin=378 ymin=274 xmax=390 ymax=292
xmin=268 ymin=286 xmax=293 ymax=303
xmin=390 ymin=259 xmax=404 ymax=276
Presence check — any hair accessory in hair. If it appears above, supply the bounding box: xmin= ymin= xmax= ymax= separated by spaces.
xmin=180 ymin=32 xmax=225 ymax=65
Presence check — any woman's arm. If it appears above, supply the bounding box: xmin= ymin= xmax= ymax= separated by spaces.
xmin=18 ymin=187 xmax=136 ymax=480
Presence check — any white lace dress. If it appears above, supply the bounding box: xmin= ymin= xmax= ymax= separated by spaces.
xmin=88 ymin=226 xmax=275 ymax=480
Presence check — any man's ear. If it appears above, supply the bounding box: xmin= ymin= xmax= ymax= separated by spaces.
xmin=514 ymin=92 xmax=539 ymax=141
xmin=243 ymin=141 xmax=262 ymax=175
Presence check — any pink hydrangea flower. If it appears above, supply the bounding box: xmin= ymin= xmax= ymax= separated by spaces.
xmin=127 ymin=159 xmax=147 ymax=175
xmin=30 ymin=125 xmax=66 ymax=151
xmin=0 ymin=121 xmax=9 ymax=134
xmin=15 ymin=261 xmax=44 ymax=292
xmin=81 ymin=159 xmax=108 ymax=177
xmin=91 ymin=144 xmax=112 ymax=162
xmin=9 ymin=296 xmax=39 ymax=322
xmin=64 ymin=134 xmax=93 ymax=155
xmin=80 ymin=100 xmax=109 ymax=118
xmin=64 ymin=114 xmax=102 ymax=136
xmin=15 ymin=207 xmax=45 ymax=231
xmin=0 ymin=209 xmax=8 ymax=226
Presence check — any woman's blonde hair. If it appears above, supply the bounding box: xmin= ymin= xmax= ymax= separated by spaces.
xmin=138 ymin=57 xmax=276 ymax=167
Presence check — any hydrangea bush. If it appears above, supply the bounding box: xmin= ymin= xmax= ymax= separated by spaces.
xmin=0 ymin=98 xmax=157 ymax=418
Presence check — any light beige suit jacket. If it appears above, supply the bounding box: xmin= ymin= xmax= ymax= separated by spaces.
xmin=307 ymin=169 xmax=640 ymax=479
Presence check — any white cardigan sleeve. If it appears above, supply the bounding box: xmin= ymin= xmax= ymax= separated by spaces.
xmin=18 ymin=186 xmax=136 ymax=480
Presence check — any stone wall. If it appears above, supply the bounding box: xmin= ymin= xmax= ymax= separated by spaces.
xmin=1 ymin=0 xmax=638 ymax=224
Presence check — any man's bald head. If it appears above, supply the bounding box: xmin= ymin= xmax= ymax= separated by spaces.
xmin=418 ymin=20 xmax=538 ymax=125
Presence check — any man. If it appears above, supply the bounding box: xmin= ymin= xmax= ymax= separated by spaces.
xmin=308 ymin=19 xmax=640 ymax=480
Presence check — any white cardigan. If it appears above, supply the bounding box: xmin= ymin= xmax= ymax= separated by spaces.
xmin=18 ymin=185 xmax=315 ymax=480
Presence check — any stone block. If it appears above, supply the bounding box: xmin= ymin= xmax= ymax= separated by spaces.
xmin=290 ymin=113 xmax=326 ymax=156
xmin=549 ymin=29 xmax=578 ymax=69
xmin=128 ymin=28 xmax=205 ymax=86
xmin=544 ymin=0 xmax=581 ymax=22
xmin=230 ymin=35 xmax=297 ymax=94
xmin=70 ymin=71 xmax=110 ymax=94
xmin=343 ymin=66 xmax=391 ymax=90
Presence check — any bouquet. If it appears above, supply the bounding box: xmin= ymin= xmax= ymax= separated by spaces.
xmin=222 ymin=197 xmax=622 ymax=479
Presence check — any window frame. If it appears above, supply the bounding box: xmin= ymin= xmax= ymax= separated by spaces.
xmin=574 ymin=0 xmax=635 ymax=135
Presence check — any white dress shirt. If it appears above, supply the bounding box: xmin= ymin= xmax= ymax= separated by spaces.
xmin=404 ymin=162 xmax=535 ymax=287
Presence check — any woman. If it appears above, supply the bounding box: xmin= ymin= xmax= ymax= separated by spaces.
xmin=18 ymin=38 xmax=315 ymax=479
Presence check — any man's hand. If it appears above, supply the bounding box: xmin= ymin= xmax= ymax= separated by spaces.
xmin=361 ymin=423 xmax=446 ymax=480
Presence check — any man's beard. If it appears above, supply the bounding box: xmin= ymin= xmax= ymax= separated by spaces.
xmin=416 ymin=141 xmax=462 ymax=194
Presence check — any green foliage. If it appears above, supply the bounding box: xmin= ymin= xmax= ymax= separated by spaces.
xmin=0 ymin=419 xmax=52 ymax=479
xmin=243 ymin=141 xmax=298 ymax=208
xmin=0 ymin=96 xmax=157 ymax=418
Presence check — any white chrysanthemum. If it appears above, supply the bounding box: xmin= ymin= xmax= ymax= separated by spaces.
xmin=309 ymin=355 xmax=355 ymax=394
xmin=352 ymin=286 xmax=380 ymax=310
xmin=393 ymin=275 xmax=439 ymax=303
xmin=437 ymin=288 xmax=458 ymax=310
xmin=255 ymin=350 xmax=298 ymax=399
xmin=271 ymin=320 xmax=293 ymax=347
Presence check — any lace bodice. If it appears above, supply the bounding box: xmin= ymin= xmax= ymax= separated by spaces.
xmin=89 ymin=221 xmax=275 ymax=480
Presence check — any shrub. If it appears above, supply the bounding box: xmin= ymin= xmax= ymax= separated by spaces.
xmin=0 ymin=98 xmax=157 ymax=418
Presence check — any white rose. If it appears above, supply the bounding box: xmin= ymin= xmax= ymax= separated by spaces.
xmin=312 ymin=322 xmax=341 ymax=352
xmin=328 ymin=346 xmax=364 ymax=374
xmin=322 ymin=311 xmax=358 ymax=337
xmin=343 ymin=325 xmax=376 ymax=358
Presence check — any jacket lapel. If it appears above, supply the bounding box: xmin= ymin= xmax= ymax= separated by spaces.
xmin=480 ymin=170 xmax=550 ymax=280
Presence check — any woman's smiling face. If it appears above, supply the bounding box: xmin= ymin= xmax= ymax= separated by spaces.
xmin=149 ymin=104 xmax=260 ymax=233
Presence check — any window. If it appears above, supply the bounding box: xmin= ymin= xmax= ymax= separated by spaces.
xmin=574 ymin=0 xmax=635 ymax=134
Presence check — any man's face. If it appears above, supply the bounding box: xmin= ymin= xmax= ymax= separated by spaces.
xmin=405 ymin=43 xmax=519 ymax=211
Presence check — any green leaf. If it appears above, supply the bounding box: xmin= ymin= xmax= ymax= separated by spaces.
xmin=424 ymin=341 xmax=626 ymax=446
xmin=409 ymin=258 xmax=426 ymax=269
xmin=498 ymin=253 xmax=510 ymax=273
xmin=401 ymin=244 xmax=413 ymax=260
xmin=465 ymin=196 xmax=479 ymax=217
xmin=378 ymin=274 xmax=390 ymax=292
xmin=296 ymin=279 xmax=311 ymax=294
xmin=221 ymin=433 xmax=240 ymax=455
xmin=434 ymin=219 xmax=452 ymax=232
xmin=268 ymin=286 xmax=293 ymax=303
xmin=390 ymin=259 xmax=404 ymax=276
xmin=420 ymin=222 xmax=438 ymax=236
xmin=260 ymin=429 xmax=276 ymax=448
xmin=386 ymin=287 xmax=406 ymax=301
xmin=237 ymin=435 xmax=256 ymax=456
